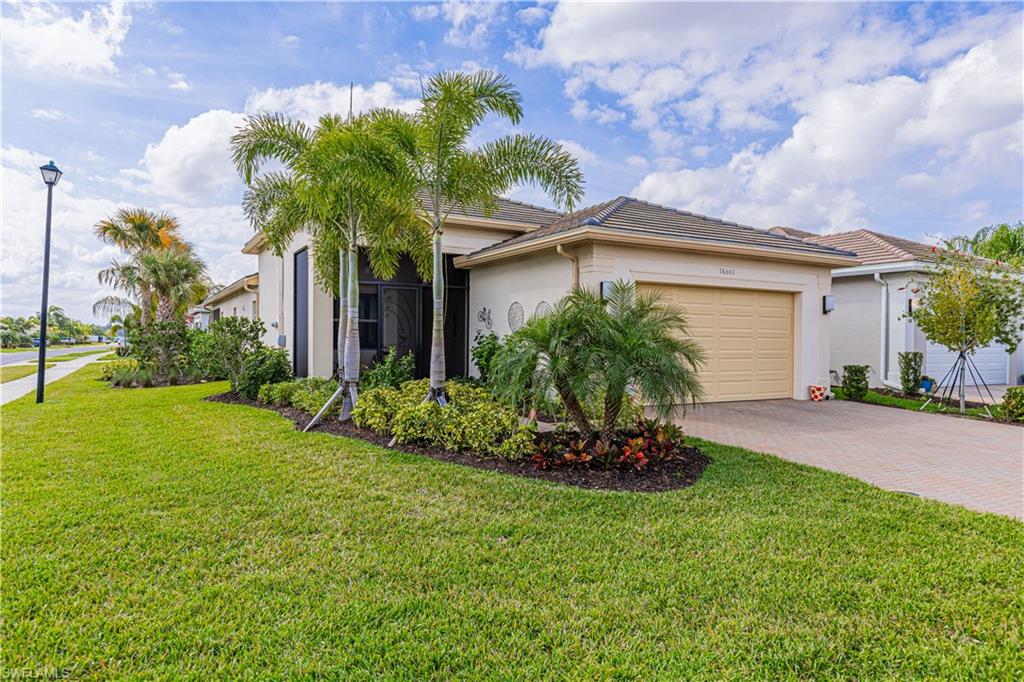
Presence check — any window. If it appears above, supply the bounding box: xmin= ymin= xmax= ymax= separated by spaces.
xmin=358 ymin=291 xmax=378 ymax=349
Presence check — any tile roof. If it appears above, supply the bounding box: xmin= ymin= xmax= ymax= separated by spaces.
xmin=416 ymin=191 xmax=563 ymax=226
xmin=797 ymin=229 xmax=940 ymax=265
xmin=464 ymin=196 xmax=857 ymax=260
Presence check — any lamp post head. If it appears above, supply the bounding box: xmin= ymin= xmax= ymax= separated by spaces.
xmin=39 ymin=160 xmax=62 ymax=187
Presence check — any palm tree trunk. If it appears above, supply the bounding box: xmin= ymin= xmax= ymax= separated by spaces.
xmin=555 ymin=380 xmax=591 ymax=437
xmin=601 ymin=390 xmax=623 ymax=445
xmin=427 ymin=230 xmax=447 ymax=404
xmin=157 ymin=296 xmax=175 ymax=322
xmin=336 ymin=247 xmax=347 ymax=378
xmin=340 ymin=242 xmax=361 ymax=420
xmin=140 ymin=284 xmax=152 ymax=328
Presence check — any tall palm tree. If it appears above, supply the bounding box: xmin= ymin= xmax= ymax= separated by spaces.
xmin=410 ymin=70 xmax=585 ymax=404
xmin=231 ymin=109 xmax=429 ymax=418
xmin=961 ymin=221 xmax=1024 ymax=267
xmin=94 ymin=208 xmax=186 ymax=326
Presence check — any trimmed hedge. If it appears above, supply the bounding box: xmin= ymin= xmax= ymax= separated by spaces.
xmin=842 ymin=364 xmax=870 ymax=401
xmin=234 ymin=347 xmax=291 ymax=399
xmin=352 ymin=379 xmax=534 ymax=459
xmin=898 ymin=351 xmax=923 ymax=395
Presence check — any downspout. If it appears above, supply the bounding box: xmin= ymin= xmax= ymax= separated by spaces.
xmin=243 ymin=277 xmax=258 ymax=321
xmin=873 ymin=273 xmax=901 ymax=390
xmin=278 ymin=255 xmax=286 ymax=346
xmin=556 ymin=245 xmax=578 ymax=288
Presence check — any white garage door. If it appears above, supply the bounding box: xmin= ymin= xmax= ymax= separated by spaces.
xmin=925 ymin=341 xmax=1007 ymax=385
xmin=638 ymin=283 xmax=794 ymax=402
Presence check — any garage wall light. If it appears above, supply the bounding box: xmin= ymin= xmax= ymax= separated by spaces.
xmin=822 ymin=294 xmax=836 ymax=314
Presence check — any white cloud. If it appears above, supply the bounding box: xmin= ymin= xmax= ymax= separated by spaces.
xmin=280 ymin=35 xmax=300 ymax=48
xmin=133 ymin=109 xmax=247 ymax=202
xmin=625 ymin=155 xmax=648 ymax=170
xmin=31 ymin=108 xmax=76 ymax=122
xmin=630 ymin=21 xmax=1023 ymax=232
xmin=1 ymin=1 xmax=132 ymax=76
xmin=411 ymin=1 xmax=503 ymax=49
xmin=516 ymin=7 xmax=548 ymax=26
xmin=167 ymin=71 xmax=191 ymax=91
xmin=245 ymin=80 xmax=419 ymax=125
xmin=555 ymin=139 xmax=597 ymax=164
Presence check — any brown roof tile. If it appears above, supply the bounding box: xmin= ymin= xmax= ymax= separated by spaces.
xmin=465 ymin=196 xmax=857 ymax=260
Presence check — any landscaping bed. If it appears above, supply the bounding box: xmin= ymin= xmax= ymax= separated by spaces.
xmin=208 ymin=391 xmax=709 ymax=492
xmin=831 ymin=385 xmax=1020 ymax=424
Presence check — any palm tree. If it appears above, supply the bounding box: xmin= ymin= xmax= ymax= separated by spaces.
xmin=595 ymin=281 xmax=704 ymax=443
xmin=410 ymin=71 xmax=585 ymax=404
xmin=493 ymin=281 xmax=704 ymax=443
xmin=231 ymin=109 xmax=429 ymax=418
xmin=961 ymin=221 xmax=1024 ymax=267
xmin=94 ymin=208 xmax=186 ymax=327
xmin=137 ymin=246 xmax=209 ymax=321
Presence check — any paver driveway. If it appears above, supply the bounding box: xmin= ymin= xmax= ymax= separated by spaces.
xmin=679 ymin=399 xmax=1023 ymax=519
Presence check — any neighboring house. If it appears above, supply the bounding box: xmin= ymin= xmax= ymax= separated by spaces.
xmin=186 ymin=305 xmax=212 ymax=331
xmin=201 ymin=273 xmax=259 ymax=325
xmin=770 ymin=227 xmax=1022 ymax=388
xmin=244 ymin=195 xmax=857 ymax=403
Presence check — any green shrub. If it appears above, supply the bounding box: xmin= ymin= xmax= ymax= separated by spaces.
xmin=289 ymin=377 xmax=340 ymax=416
xmin=362 ymin=347 xmax=415 ymax=391
xmin=100 ymin=358 xmax=139 ymax=382
xmin=111 ymin=366 xmax=154 ymax=388
xmin=1001 ymin=386 xmax=1024 ymax=423
xmin=190 ymin=317 xmax=265 ymax=382
xmin=353 ymin=378 xmax=531 ymax=458
xmin=898 ymin=352 xmax=923 ymax=395
xmin=129 ymin=320 xmax=192 ymax=383
xmin=234 ymin=347 xmax=292 ymax=399
xmin=258 ymin=379 xmax=303 ymax=406
xmin=470 ymin=331 xmax=501 ymax=384
xmin=842 ymin=365 xmax=870 ymax=401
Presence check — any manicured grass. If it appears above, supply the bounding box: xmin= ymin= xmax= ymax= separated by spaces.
xmin=45 ymin=349 xmax=108 ymax=363
xmin=3 ymin=366 xmax=1022 ymax=679
xmin=0 ymin=363 xmax=54 ymax=383
xmin=832 ymin=386 xmax=994 ymax=418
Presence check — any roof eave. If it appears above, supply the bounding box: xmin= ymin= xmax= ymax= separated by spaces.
xmin=241 ymin=232 xmax=268 ymax=255
xmin=454 ymin=227 xmax=860 ymax=269
xmin=831 ymin=260 xmax=933 ymax=277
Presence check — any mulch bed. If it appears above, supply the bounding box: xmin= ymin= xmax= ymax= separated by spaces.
xmin=206 ymin=392 xmax=709 ymax=492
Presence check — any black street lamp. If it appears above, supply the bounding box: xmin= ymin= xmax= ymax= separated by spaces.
xmin=36 ymin=160 xmax=62 ymax=404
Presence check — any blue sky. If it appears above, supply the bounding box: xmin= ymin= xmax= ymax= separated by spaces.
xmin=2 ymin=1 xmax=1022 ymax=321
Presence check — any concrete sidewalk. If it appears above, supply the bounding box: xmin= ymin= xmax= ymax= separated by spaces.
xmin=1 ymin=354 xmax=107 ymax=405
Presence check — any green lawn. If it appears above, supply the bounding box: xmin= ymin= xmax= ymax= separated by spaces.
xmin=832 ymin=386 xmax=994 ymax=418
xmin=0 ymin=363 xmax=54 ymax=383
xmin=3 ymin=365 xmax=1022 ymax=679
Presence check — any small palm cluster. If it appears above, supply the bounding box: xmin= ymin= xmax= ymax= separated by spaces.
xmin=492 ymin=280 xmax=705 ymax=444
xmin=94 ymin=208 xmax=209 ymax=328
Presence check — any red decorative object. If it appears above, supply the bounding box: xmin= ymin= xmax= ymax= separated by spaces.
xmin=809 ymin=384 xmax=826 ymax=402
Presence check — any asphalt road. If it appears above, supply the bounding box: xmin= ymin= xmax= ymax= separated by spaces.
xmin=0 ymin=345 xmax=107 ymax=366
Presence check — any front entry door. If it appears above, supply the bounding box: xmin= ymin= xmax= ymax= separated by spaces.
xmin=382 ymin=286 xmax=419 ymax=366
xmin=293 ymin=249 xmax=309 ymax=377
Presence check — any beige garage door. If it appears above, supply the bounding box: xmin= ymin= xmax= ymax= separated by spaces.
xmin=638 ymin=284 xmax=794 ymax=402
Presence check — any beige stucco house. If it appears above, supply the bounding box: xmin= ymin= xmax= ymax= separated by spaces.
xmin=201 ymin=272 xmax=259 ymax=324
xmin=243 ymin=196 xmax=858 ymax=403
xmin=770 ymin=227 xmax=1023 ymax=388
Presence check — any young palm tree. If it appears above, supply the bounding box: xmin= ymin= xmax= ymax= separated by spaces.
xmin=410 ymin=70 xmax=585 ymax=404
xmin=595 ymin=281 xmax=705 ymax=443
xmin=493 ymin=281 xmax=704 ymax=442
xmin=231 ymin=109 xmax=429 ymax=419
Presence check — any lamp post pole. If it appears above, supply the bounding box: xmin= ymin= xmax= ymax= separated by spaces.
xmin=36 ymin=161 xmax=62 ymax=404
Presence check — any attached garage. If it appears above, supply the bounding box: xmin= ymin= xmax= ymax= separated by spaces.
xmin=457 ymin=196 xmax=859 ymax=402
xmin=639 ymin=284 xmax=794 ymax=402
xmin=925 ymin=341 xmax=1008 ymax=386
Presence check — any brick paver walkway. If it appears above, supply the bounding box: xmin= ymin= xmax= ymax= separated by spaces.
xmin=679 ymin=399 xmax=1023 ymax=519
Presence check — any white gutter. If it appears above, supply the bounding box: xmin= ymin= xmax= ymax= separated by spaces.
xmin=873 ymin=273 xmax=902 ymax=390
xmin=556 ymin=245 xmax=579 ymax=288
xmin=833 ymin=260 xmax=931 ymax=278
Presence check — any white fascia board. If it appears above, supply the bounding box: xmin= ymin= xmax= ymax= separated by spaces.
xmin=831 ymin=261 xmax=932 ymax=278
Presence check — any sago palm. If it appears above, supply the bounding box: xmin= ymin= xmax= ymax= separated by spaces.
xmin=410 ymin=70 xmax=585 ymax=404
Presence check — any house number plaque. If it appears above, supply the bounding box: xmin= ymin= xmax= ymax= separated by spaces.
xmin=719 ymin=267 xmax=736 ymax=276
